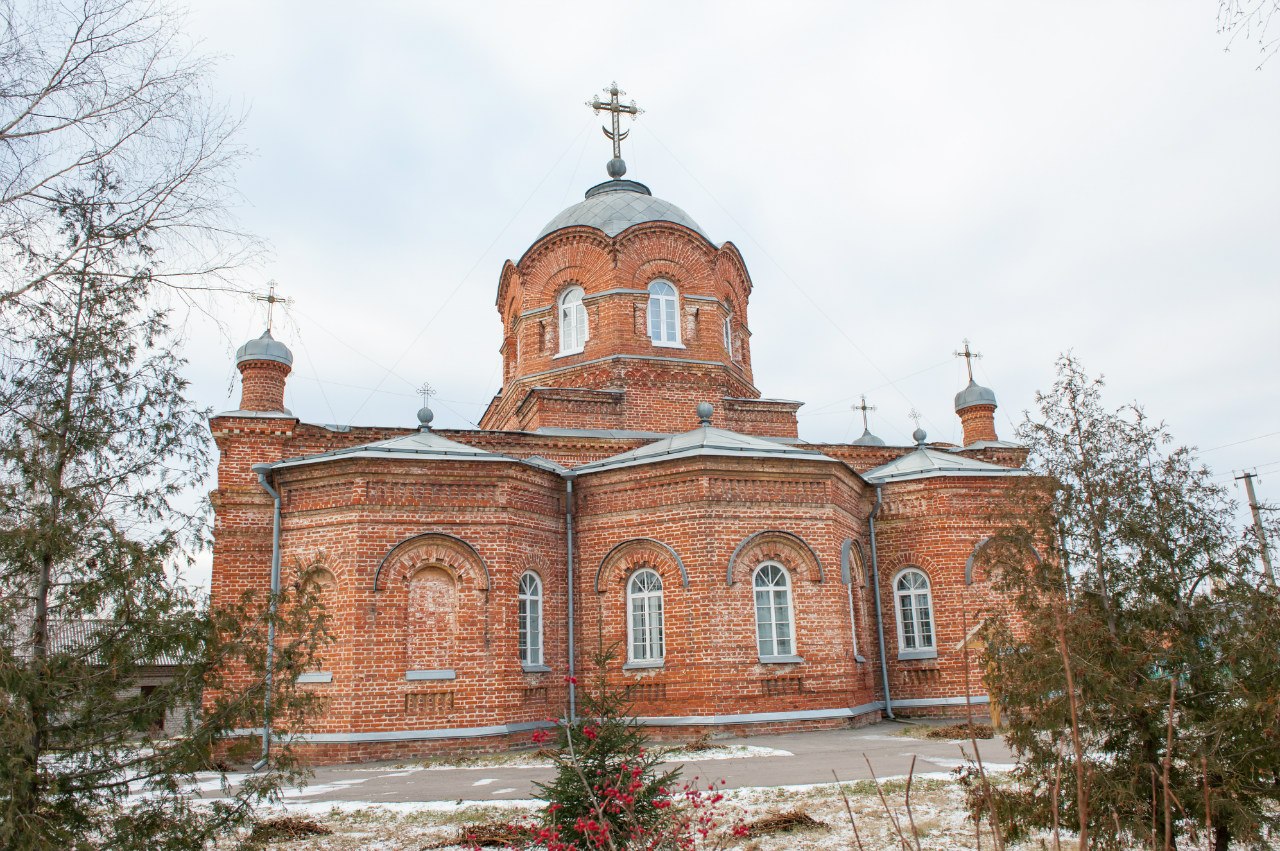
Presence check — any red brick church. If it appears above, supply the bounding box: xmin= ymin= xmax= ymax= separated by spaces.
xmin=209 ymin=86 xmax=1029 ymax=763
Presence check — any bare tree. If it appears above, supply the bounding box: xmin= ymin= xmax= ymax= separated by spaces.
xmin=0 ymin=0 xmax=258 ymax=319
xmin=1218 ymin=0 xmax=1280 ymax=65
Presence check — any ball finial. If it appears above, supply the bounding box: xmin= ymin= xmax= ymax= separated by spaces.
xmin=696 ymin=402 xmax=714 ymax=426
xmin=913 ymin=426 xmax=927 ymax=446
xmin=607 ymin=157 xmax=627 ymax=179
xmin=417 ymin=406 xmax=435 ymax=430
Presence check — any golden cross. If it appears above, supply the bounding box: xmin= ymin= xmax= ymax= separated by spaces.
xmin=954 ymin=339 xmax=982 ymax=382
xmin=851 ymin=395 xmax=876 ymax=432
xmin=253 ymin=280 xmax=290 ymax=332
xmin=587 ymin=82 xmax=642 ymax=161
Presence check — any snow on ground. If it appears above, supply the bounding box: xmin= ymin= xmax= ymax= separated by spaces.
xmin=375 ymin=743 xmax=792 ymax=771
xmin=221 ymin=776 xmax=1066 ymax=851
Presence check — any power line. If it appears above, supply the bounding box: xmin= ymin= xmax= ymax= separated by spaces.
xmin=637 ymin=116 xmax=945 ymax=439
xmin=1201 ymin=430 xmax=1280 ymax=453
xmin=344 ymin=119 xmax=594 ymax=426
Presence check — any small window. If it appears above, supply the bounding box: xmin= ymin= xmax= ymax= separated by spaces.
xmin=647 ymin=280 xmax=679 ymax=345
xmin=754 ymin=562 xmax=795 ymax=658
xmin=723 ymin=314 xmax=732 ymax=354
xmin=518 ymin=572 xmax=543 ymax=667
xmin=627 ymin=569 xmax=664 ymax=664
xmin=559 ymin=286 xmax=587 ymax=354
xmin=895 ymin=568 xmax=936 ymax=655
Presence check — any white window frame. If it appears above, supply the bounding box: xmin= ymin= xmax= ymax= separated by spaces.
xmin=754 ymin=562 xmax=799 ymax=662
xmin=518 ymin=572 xmax=544 ymax=668
xmin=894 ymin=567 xmax=937 ymax=659
xmin=558 ymin=286 xmax=587 ymax=355
xmin=646 ymin=280 xmax=682 ymax=347
xmin=722 ymin=313 xmax=733 ymax=354
xmin=626 ymin=568 xmax=664 ymax=667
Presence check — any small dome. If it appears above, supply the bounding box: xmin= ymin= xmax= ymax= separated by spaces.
xmin=913 ymin=427 xmax=928 ymax=445
xmin=537 ymin=179 xmax=708 ymax=241
xmin=954 ymin=379 xmax=997 ymax=412
xmin=851 ymin=428 xmax=886 ymax=447
xmin=235 ymin=329 xmax=293 ymax=367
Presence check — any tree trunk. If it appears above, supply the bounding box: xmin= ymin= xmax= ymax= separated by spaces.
xmin=1212 ymin=822 xmax=1230 ymax=850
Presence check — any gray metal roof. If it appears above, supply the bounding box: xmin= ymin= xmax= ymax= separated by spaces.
xmin=272 ymin=428 xmax=510 ymax=470
xmin=954 ymin=379 xmax=997 ymax=411
xmin=537 ymin=179 xmax=708 ymax=240
xmin=851 ymin=428 xmax=886 ymax=447
xmin=235 ymin=329 xmax=293 ymax=367
xmin=571 ymin=425 xmax=836 ymax=476
xmin=863 ymin=447 xmax=1028 ymax=484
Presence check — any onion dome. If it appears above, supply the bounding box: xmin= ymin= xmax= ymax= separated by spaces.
xmin=851 ymin=427 xmax=886 ymax=447
xmin=954 ymin=379 xmax=997 ymax=412
xmin=235 ymin=329 xmax=293 ymax=367
xmin=537 ymin=178 xmax=707 ymax=240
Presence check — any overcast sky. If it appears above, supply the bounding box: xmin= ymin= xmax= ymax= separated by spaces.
xmin=176 ymin=2 xmax=1279 ymax=587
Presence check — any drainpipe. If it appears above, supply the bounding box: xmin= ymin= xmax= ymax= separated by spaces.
xmin=868 ymin=485 xmax=894 ymax=719
xmin=251 ymin=463 xmax=283 ymax=770
xmin=564 ymin=475 xmax=577 ymax=723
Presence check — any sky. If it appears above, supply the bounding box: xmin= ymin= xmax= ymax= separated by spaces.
xmin=175 ymin=2 xmax=1279 ymax=588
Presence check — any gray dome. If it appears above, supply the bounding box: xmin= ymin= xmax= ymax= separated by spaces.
xmin=851 ymin=428 xmax=886 ymax=447
xmin=235 ymin=329 xmax=293 ymax=367
xmin=954 ymin=379 xmax=997 ymax=412
xmin=537 ymin=179 xmax=708 ymax=240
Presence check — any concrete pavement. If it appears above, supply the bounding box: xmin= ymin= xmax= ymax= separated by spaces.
xmin=238 ymin=721 xmax=1015 ymax=806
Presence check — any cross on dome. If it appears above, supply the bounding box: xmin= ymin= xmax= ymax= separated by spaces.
xmin=852 ymin=395 xmax=876 ymax=432
xmin=252 ymin=280 xmax=290 ymax=332
xmin=587 ymin=81 xmax=642 ymax=179
xmin=954 ymin=338 xmax=982 ymax=382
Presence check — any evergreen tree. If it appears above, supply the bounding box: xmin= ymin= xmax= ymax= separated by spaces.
xmin=533 ymin=651 xmax=682 ymax=849
xmin=979 ymin=355 xmax=1280 ymax=850
xmin=0 ymin=171 xmax=326 ymax=849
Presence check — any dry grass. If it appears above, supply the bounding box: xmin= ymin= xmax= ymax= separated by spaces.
xmin=740 ymin=808 xmax=827 ymax=837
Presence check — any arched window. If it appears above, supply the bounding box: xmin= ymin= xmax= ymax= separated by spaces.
xmin=407 ymin=566 xmax=456 ymax=670
xmin=647 ymin=280 xmax=679 ymax=345
xmin=559 ymin=286 xmax=587 ymax=354
xmin=518 ymin=572 xmax=543 ymax=667
xmin=895 ymin=568 xmax=936 ymax=657
xmin=722 ymin=313 xmax=733 ymax=354
xmin=754 ymin=562 xmax=795 ymax=659
xmin=626 ymin=569 xmax=664 ymax=665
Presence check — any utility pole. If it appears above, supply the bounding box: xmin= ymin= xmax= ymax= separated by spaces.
xmin=1236 ymin=471 xmax=1276 ymax=587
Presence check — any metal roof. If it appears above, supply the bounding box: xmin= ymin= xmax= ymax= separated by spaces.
xmin=235 ymin=329 xmax=293 ymax=367
xmin=571 ymin=425 xmax=836 ymax=476
xmin=862 ymin=447 xmax=1029 ymax=484
xmin=272 ymin=428 xmax=510 ymax=470
xmin=851 ymin=428 xmax=887 ymax=447
xmin=537 ymin=179 xmax=708 ymax=240
xmin=954 ymin=379 xmax=998 ymax=411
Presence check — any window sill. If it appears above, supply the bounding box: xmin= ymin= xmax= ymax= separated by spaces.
xmin=897 ymin=649 xmax=938 ymax=661
xmin=651 ymin=340 xmax=685 ymax=349
xmin=406 ymin=669 xmax=456 ymax=681
xmin=297 ymin=671 xmax=333 ymax=684
xmin=553 ymin=348 xmax=584 ymax=359
xmin=759 ymin=655 xmax=804 ymax=665
xmin=521 ymin=664 xmax=552 ymax=673
xmin=623 ymin=660 xmax=664 ymax=671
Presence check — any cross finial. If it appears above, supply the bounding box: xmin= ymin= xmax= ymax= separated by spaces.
xmin=253 ymin=280 xmax=291 ymax=333
xmin=908 ymin=408 xmax=922 ymax=429
xmin=416 ymin=382 xmax=437 ymax=407
xmin=954 ymin=338 xmax=982 ymax=382
xmin=587 ymin=82 xmax=642 ymax=178
xmin=852 ymin=395 xmax=877 ymax=432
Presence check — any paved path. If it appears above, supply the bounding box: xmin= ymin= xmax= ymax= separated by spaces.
xmin=240 ymin=721 xmax=1015 ymax=806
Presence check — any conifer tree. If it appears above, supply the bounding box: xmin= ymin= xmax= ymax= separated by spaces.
xmin=979 ymin=355 xmax=1280 ymax=850
xmin=0 ymin=156 xmax=324 ymax=851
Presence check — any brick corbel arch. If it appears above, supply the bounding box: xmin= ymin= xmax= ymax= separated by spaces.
xmin=727 ymin=530 xmax=824 ymax=586
xmin=372 ymin=532 xmax=491 ymax=594
xmin=965 ymin=536 xmax=1042 ymax=585
xmin=595 ymin=538 xmax=689 ymax=594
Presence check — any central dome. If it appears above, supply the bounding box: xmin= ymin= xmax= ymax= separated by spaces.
xmin=537 ymin=178 xmax=708 ymax=240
